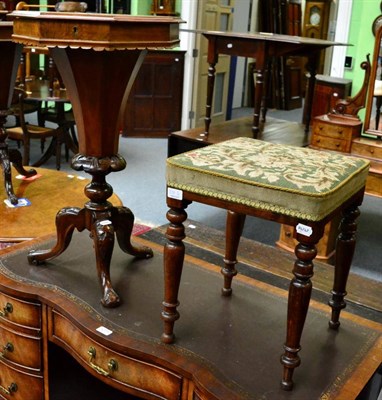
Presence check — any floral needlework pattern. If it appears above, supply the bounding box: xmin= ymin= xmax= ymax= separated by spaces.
xmin=168 ymin=137 xmax=369 ymax=196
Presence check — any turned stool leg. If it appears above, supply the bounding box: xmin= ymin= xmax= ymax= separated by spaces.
xmin=161 ymin=205 xmax=188 ymax=344
xmin=329 ymin=204 xmax=360 ymax=329
xmin=221 ymin=211 xmax=246 ymax=296
xmin=280 ymin=229 xmax=322 ymax=391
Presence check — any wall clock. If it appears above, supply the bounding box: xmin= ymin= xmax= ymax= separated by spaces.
xmin=303 ymin=1 xmax=330 ymax=40
xmin=309 ymin=6 xmax=321 ymax=26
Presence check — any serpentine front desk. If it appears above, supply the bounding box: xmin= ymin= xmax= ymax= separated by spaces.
xmin=0 ymin=233 xmax=381 ymax=399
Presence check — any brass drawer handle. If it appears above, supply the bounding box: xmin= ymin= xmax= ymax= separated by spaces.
xmin=87 ymin=346 xmax=118 ymax=377
xmin=0 ymin=382 xmax=17 ymax=395
xmin=0 ymin=302 xmax=13 ymax=317
xmin=0 ymin=342 xmax=14 ymax=358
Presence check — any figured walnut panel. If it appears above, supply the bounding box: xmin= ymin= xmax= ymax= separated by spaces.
xmin=49 ymin=309 xmax=183 ymax=399
xmin=0 ymin=358 xmax=43 ymax=400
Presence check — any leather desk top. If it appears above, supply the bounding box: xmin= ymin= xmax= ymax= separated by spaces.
xmin=0 ymin=232 xmax=381 ymax=399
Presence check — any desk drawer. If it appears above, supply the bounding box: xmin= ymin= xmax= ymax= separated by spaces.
xmin=0 ymin=324 xmax=42 ymax=372
xmin=351 ymin=141 xmax=382 ymax=159
xmin=0 ymin=358 xmax=43 ymax=400
xmin=310 ymin=134 xmax=348 ymax=152
xmin=0 ymin=293 xmax=41 ymax=330
xmin=50 ymin=310 xmax=182 ymax=400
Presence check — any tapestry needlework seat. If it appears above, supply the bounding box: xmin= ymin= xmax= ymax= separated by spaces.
xmin=161 ymin=137 xmax=370 ymax=391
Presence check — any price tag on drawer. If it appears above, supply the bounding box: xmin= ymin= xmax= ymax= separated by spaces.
xmin=96 ymin=326 xmax=113 ymax=336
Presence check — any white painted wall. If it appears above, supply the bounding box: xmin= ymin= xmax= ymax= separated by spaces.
xmin=330 ymin=0 xmax=353 ymax=77
xmin=231 ymin=0 xmax=252 ymax=108
xmin=179 ymin=0 xmax=198 ymax=130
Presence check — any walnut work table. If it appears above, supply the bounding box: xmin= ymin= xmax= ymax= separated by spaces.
xmin=9 ymin=10 xmax=183 ymax=307
xmin=194 ymin=30 xmax=348 ymax=139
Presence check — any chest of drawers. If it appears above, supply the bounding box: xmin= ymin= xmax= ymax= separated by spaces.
xmin=310 ymin=114 xmax=362 ymax=153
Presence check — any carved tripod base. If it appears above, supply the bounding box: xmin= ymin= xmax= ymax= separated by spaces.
xmin=1 ymin=113 xmax=37 ymax=205
xmin=27 ymin=153 xmax=153 ymax=307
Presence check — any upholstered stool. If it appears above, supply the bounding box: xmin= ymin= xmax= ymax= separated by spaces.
xmin=161 ymin=137 xmax=370 ymax=390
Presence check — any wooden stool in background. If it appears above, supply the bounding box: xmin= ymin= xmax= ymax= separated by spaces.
xmin=161 ymin=137 xmax=369 ymax=390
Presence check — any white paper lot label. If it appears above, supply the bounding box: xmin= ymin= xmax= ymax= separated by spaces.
xmin=96 ymin=326 xmax=113 ymax=336
xmin=296 ymin=223 xmax=313 ymax=237
xmin=168 ymin=187 xmax=183 ymax=200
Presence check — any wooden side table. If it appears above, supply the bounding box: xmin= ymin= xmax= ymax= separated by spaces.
xmin=10 ymin=11 xmax=182 ymax=307
xmin=199 ymin=30 xmax=347 ymax=139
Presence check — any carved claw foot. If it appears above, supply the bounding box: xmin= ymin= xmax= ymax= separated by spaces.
xmin=101 ymin=286 xmax=121 ymax=308
xmin=28 ymin=249 xmax=53 ymax=265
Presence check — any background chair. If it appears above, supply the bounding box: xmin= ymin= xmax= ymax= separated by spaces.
xmin=14 ymin=1 xmax=85 ymax=156
xmin=7 ymin=89 xmax=64 ymax=170
xmin=38 ymin=102 xmax=78 ymax=154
